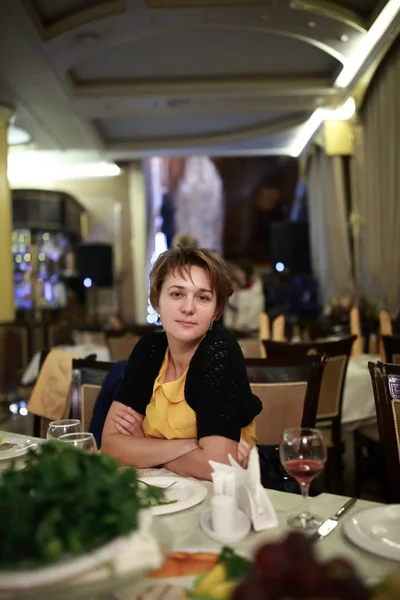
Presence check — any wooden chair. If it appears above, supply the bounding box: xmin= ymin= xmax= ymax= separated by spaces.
xmin=245 ymin=356 xmax=325 ymax=429
xmin=350 ymin=307 xmax=363 ymax=357
xmin=379 ymin=311 xmax=393 ymax=361
xmin=272 ymin=315 xmax=285 ymax=341
xmin=105 ymin=331 xmax=140 ymax=361
xmin=365 ymin=361 xmax=400 ymax=503
xmin=248 ymin=355 xmax=325 ymax=446
xmin=381 ymin=335 xmax=400 ymax=365
xmin=71 ymin=357 xmax=113 ymax=424
xmin=239 ymin=338 xmax=263 ymax=358
xmin=46 ymin=321 xmax=73 ymax=348
xmin=81 ymin=384 xmax=102 ymax=431
xmin=264 ymin=336 xmax=356 ymax=493
xmin=259 ymin=312 xmax=270 ymax=358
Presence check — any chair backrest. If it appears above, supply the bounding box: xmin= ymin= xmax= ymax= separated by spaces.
xmin=350 ymin=307 xmax=363 ymax=357
xmin=245 ymin=355 xmax=325 ymax=429
xmin=106 ymin=332 xmax=140 ymax=360
xmin=71 ymin=357 xmax=113 ymax=422
xmin=81 ymin=384 xmax=101 ymax=431
xmin=368 ymin=361 xmax=400 ymax=502
xmin=264 ymin=336 xmax=355 ymax=439
xmin=272 ymin=314 xmax=285 ymax=341
xmin=381 ymin=335 xmax=400 ymax=365
xmin=239 ymin=338 xmax=263 ymax=358
xmin=252 ymin=382 xmax=307 ymax=445
xmin=46 ymin=321 xmax=73 ymax=348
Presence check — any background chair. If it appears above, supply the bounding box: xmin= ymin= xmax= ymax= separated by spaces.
xmin=71 ymin=356 xmax=113 ymax=424
xmin=264 ymin=336 xmax=356 ymax=493
xmin=81 ymin=383 xmax=102 ymax=432
xmin=381 ymin=335 xmax=400 ymax=365
xmin=105 ymin=331 xmax=140 ymax=361
xmin=365 ymin=361 xmax=400 ymax=503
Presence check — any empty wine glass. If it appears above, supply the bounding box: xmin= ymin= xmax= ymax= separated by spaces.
xmin=59 ymin=432 xmax=97 ymax=454
xmin=47 ymin=419 xmax=81 ymax=440
xmin=279 ymin=427 xmax=327 ymax=530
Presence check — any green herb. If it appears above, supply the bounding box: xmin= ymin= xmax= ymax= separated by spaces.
xmin=217 ymin=546 xmax=252 ymax=580
xmin=0 ymin=442 xmax=163 ymax=569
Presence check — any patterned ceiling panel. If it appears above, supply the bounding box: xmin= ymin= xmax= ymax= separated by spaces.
xmin=22 ymin=0 xmax=125 ymax=39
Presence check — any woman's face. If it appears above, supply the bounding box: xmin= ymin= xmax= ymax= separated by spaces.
xmin=157 ymin=265 xmax=217 ymax=345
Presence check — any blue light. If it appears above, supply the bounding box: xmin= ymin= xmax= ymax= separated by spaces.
xmin=275 ymin=262 xmax=285 ymax=273
xmin=83 ymin=277 xmax=92 ymax=288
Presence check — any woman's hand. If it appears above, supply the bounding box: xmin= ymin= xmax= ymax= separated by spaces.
xmin=113 ymin=406 xmax=144 ymax=437
xmin=238 ymin=438 xmax=251 ymax=469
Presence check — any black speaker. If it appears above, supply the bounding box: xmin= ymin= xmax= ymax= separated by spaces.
xmin=77 ymin=243 xmax=114 ymax=287
xmin=269 ymin=221 xmax=311 ymax=274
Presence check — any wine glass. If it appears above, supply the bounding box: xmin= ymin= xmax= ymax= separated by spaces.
xmin=279 ymin=427 xmax=327 ymax=530
xmin=59 ymin=432 xmax=98 ymax=454
xmin=47 ymin=419 xmax=81 ymax=440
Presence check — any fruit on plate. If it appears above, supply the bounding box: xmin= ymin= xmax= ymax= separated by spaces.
xmin=188 ymin=547 xmax=252 ymax=599
xmin=233 ymin=532 xmax=369 ymax=600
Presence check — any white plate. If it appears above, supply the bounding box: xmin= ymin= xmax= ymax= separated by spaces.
xmin=343 ymin=505 xmax=400 ymax=560
xmin=0 ymin=435 xmax=37 ymax=461
xmin=0 ymin=510 xmax=164 ymax=599
xmin=139 ymin=476 xmax=208 ymax=516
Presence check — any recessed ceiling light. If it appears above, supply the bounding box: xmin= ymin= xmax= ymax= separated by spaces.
xmin=308 ymin=20 xmax=316 ymax=28
xmin=8 ymin=125 xmax=31 ymax=146
xmin=340 ymin=34 xmax=349 ymax=42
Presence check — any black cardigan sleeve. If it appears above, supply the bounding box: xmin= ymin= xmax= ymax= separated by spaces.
xmin=113 ymin=333 xmax=167 ymax=415
xmin=185 ymin=327 xmax=262 ymax=442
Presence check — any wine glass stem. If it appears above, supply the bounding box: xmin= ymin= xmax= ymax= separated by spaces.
xmin=300 ymin=482 xmax=310 ymax=515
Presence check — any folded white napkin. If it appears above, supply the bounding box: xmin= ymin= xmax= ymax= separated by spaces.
xmin=209 ymin=447 xmax=278 ymax=532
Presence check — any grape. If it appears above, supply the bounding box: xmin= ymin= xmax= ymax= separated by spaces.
xmin=254 ymin=542 xmax=288 ymax=586
xmin=286 ymin=560 xmax=324 ymax=597
xmin=283 ymin=531 xmax=316 ymax=563
xmin=237 ymin=532 xmax=369 ymax=600
xmin=232 ymin=573 xmax=269 ymax=600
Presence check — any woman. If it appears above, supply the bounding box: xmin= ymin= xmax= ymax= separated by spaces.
xmin=102 ymin=247 xmax=262 ymax=480
xmin=224 ymin=259 xmax=265 ymax=335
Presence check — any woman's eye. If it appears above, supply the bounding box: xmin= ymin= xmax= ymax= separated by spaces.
xmin=171 ymin=291 xmax=182 ymax=298
xmin=198 ymin=295 xmax=211 ymax=302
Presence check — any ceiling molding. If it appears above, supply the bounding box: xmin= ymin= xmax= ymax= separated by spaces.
xmin=146 ymin=0 xmax=272 ymax=6
xmin=68 ymin=73 xmax=334 ymax=98
xmin=289 ymin=0 xmax=367 ymax=32
xmin=21 ymin=0 xmax=126 ymax=41
xmin=101 ymin=113 xmax=306 ymax=151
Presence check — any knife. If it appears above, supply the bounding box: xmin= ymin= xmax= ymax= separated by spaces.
xmin=310 ymin=497 xmax=357 ymax=541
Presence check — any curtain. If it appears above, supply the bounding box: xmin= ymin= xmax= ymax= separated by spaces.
xmin=353 ymin=41 xmax=400 ymax=315
xmin=307 ymin=148 xmax=354 ymax=309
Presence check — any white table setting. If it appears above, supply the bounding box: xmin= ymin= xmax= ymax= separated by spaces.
xmin=1 ymin=429 xmax=400 ymax=600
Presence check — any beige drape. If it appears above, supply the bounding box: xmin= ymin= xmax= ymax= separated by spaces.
xmin=353 ymin=41 xmax=400 ymax=315
xmin=307 ymin=148 xmax=354 ymax=308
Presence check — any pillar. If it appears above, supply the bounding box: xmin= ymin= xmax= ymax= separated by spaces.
xmin=0 ymin=104 xmax=14 ymax=322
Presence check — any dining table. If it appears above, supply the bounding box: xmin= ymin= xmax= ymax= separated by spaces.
xmin=0 ymin=430 xmax=398 ymax=600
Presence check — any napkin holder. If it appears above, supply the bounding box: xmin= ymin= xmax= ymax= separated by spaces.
xmin=209 ymin=448 xmax=278 ymax=532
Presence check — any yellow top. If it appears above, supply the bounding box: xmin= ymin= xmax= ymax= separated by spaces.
xmin=142 ymin=350 xmax=256 ymax=446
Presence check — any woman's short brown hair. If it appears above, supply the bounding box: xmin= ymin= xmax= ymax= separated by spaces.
xmin=149 ymin=247 xmax=233 ymax=320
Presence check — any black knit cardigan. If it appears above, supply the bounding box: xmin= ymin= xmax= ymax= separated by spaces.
xmin=114 ymin=322 xmax=262 ymax=442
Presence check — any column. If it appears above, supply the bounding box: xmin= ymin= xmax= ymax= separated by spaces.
xmin=0 ymin=104 xmax=14 ymax=322
xmin=128 ymin=161 xmax=148 ymax=324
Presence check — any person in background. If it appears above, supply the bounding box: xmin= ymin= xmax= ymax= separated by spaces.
xmin=102 ymin=247 xmax=262 ymax=480
xmin=172 ymin=233 xmax=199 ymax=249
xmin=224 ymin=259 xmax=265 ymax=336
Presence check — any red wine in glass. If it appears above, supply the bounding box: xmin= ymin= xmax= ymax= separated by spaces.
xmin=284 ymin=459 xmax=325 ymax=486
xmin=280 ymin=428 xmax=327 ymax=530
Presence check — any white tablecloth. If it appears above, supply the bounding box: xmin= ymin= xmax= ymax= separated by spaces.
xmin=342 ymin=354 xmax=378 ymax=430
xmin=0 ymin=434 xmax=395 ymax=595
xmin=21 ymin=345 xmax=111 ymax=386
